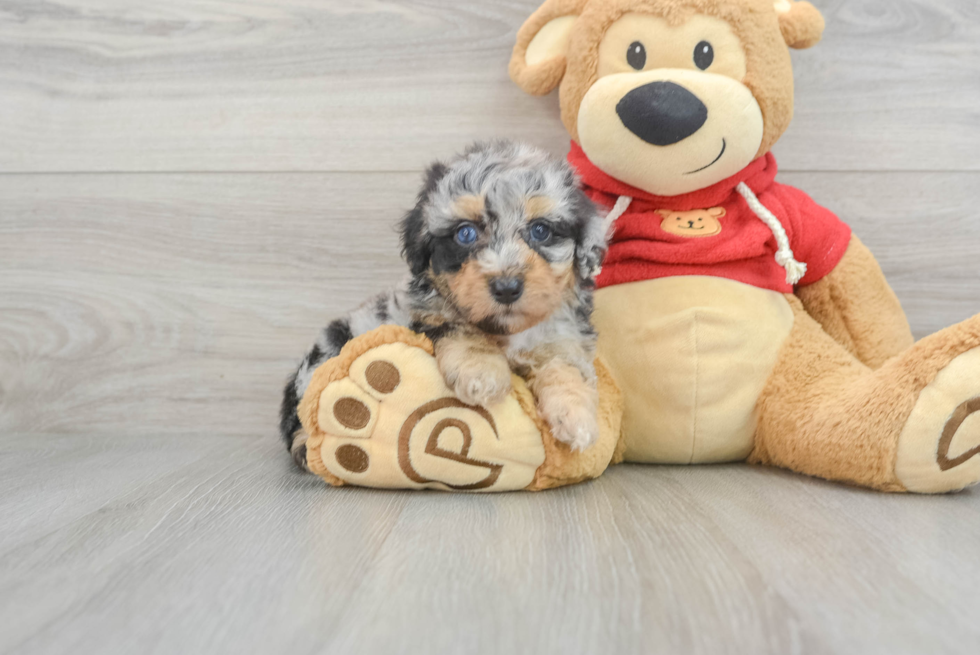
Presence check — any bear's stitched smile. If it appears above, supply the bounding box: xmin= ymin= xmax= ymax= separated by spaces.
xmin=684 ymin=138 xmax=727 ymax=175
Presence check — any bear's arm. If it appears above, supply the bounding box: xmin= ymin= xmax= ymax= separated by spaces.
xmin=795 ymin=235 xmax=914 ymax=369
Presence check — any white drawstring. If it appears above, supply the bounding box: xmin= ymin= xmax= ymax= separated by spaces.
xmin=736 ymin=182 xmax=808 ymax=285
xmin=601 ymin=187 xmax=807 ymax=287
xmin=602 ymin=195 xmax=633 ymax=239
xmin=589 ymin=196 xmax=632 ymax=279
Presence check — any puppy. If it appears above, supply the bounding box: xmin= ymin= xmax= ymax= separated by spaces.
xmin=280 ymin=140 xmax=607 ymax=470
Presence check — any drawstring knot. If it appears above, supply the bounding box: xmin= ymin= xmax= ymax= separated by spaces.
xmin=735 ymin=182 xmax=807 ymax=285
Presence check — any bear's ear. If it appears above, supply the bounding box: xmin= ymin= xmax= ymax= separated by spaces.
xmin=775 ymin=0 xmax=825 ymax=49
xmin=509 ymin=0 xmax=589 ymax=96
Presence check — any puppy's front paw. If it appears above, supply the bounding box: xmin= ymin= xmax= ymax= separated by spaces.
xmin=538 ymin=391 xmax=599 ymax=452
xmin=445 ymin=356 xmax=513 ymax=408
xmin=550 ymin=412 xmax=599 ymax=452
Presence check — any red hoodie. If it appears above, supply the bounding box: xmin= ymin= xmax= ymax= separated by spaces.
xmin=568 ymin=142 xmax=852 ymax=293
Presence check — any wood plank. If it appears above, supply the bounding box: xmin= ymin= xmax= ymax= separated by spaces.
xmin=0 ymin=172 xmax=415 ymax=438
xmin=0 ymin=433 xmax=245 ymax=556
xmin=776 ymin=0 xmax=980 ymax=172
xmin=0 ymin=434 xmax=976 ymax=654
xmin=0 ymin=0 xmax=977 ymax=173
xmin=1 ymin=171 xmax=978 ymax=438
xmin=654 ymin=464 xmax=980 ymax=654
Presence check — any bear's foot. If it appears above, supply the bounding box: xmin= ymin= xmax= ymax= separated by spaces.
xmin=896 ymin=346 xmax=980 ymax=493
xmin=297 ymin=326 xmax=623 ymax=492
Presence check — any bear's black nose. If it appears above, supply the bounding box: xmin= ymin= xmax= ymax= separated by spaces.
xmin=489 ymin=277 xmax=524 ymax=305
xmin=616 ymin=81 xmax=708 ymax=146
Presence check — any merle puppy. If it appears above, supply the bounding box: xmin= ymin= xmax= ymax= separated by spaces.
xmin=280 ymin=141 xmax=608 ymax=470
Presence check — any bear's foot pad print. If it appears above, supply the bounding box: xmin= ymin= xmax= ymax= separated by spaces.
xmin=896 ymin=347 xmax=980 ymax=493
xmin=297 ymin=325 xmax=623 ymax=492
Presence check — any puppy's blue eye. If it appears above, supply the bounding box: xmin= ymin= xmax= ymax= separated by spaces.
xmin=455 ymin=224 xmax=478 ymax=246
xmin=529 ymin=222 xmax=553 ymax=243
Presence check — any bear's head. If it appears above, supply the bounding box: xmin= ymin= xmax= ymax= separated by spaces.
xmin=510 ymin=0 xmax=825 ymax=196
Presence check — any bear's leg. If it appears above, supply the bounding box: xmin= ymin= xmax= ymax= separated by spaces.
xmin=752 ymin=296 xmax=980 ymax=493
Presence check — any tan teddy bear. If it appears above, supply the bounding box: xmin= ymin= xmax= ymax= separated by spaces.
xmin=510 ymin=0 xmax=980 ymax=492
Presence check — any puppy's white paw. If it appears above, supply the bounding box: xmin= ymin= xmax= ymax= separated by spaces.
xmin=550 ymin=415 xmax=599 ymax=452
xmin=539 ymin=396 xmax=599 ymax=452
xmin=447 ymin=357 xmax=513 ymax=408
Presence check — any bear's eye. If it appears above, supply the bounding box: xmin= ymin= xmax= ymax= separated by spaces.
xmin=627 ymin=41 xmax=647 ymax=70
xmin=694 ymin=41 xmax=714 ymax=70
xmin=528 ymin=221 xmax=554 ymax=243
xmin=454 ymin=223 xmax=479 ymax=246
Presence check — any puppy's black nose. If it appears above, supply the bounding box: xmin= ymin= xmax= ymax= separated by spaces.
xmin=489 ymin=277 xmax=524 ymax=305
xmin=616 ymin=81 xmax=708 ymax=146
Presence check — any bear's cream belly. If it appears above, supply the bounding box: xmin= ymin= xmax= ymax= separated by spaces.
xmin=594 ymin=276 xmax=795 ymax=464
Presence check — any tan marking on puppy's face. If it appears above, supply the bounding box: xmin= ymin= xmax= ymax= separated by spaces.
xmin=578 ymin=13 xmax=764 ymax=197
xmin=524 ymin=196 xmax=556 ymax=221
xmin=453 ymin=195 xmax=486 ymax=222
xmin=444 ymin=260 xmax=502 ymax=326
xmin=442 ymin=243 xmax=575 ymax=334
xmin=507 ymin=248 xmax=573 ymax=331
xmin=657 ymin=207 xmax=725 ymax=238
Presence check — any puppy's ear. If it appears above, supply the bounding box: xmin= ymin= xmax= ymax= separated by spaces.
xmin=509 ymin=0 xmax=588 ymax=96
xmin=400 ymin=162 xmax=448 ymax=277
xmin=775 ymin=0 xmax=825 ymax=49
xmin=571 ymin=189 xmax=606 ymax=282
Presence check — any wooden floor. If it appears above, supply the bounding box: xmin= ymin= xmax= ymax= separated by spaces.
xmin=1 ymin=1 xmax=979 ymax=653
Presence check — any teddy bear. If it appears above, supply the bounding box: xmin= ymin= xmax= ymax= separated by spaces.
xmin=508 ymin=0 xmax=980 ymax=493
